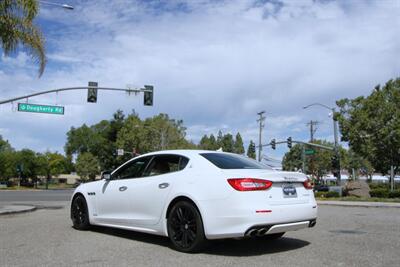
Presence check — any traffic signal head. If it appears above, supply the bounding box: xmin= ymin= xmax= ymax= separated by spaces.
xmin=144 ymin=85 xmax=154 ymax=106
xmin=287 ymin=137 xmax=292 ymax=148
xmin=331 ymin=154 xmax=340 ymax=171
xmin=271 ymin=139 xmax=276 ymax=150
xmin=87 ymin=81 xmax=98 ymax=103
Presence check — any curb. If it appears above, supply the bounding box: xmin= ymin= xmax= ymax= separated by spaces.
xmin=0 ymin=205 xmax=37 ymax=215
xmin=317 ymin=201 xmax=400 ymax=208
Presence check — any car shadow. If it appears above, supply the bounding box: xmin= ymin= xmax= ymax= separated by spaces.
xmin=203 ymin=237 xmax=310 ymax=256
xmin=88 ymin=226 xmax=310 ymax=256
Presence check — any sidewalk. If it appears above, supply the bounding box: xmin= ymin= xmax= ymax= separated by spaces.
xmin=317 ymin=200 xmax=400 ymax=208
xmin=0 ymin=204 xmax=36 ymax=215
xmin=0 ymin=201 xmax=67 ymax=215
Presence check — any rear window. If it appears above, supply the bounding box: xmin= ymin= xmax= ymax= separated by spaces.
xmin=200 ymin=153 xmax=271 ymax=169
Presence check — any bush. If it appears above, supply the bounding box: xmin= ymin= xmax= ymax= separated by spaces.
xmin=325 ymin=191 xmax=340 ymax=198
xmin=314 ymin=191 xmax=340 ymax=198
xmin=369 ymin=183 xmax=389 ymax=190
xmin=388 ymin=190 xmax=400 ymax=198
xmin=370 ymin=188 xmax=389 ymax=198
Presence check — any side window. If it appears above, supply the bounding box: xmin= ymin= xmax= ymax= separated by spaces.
xmin=112 ymin=156 xmax=151 ymax=180
xmin=179 ymin=157 xmax=189 ymax=170
xmin=144 ymin=155 xmax=185 ymax=177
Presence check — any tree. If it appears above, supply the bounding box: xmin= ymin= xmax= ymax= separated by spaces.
xmin=336 ymin=78 xmax=400 ymax=175
xmin=247 ymin=140 xmax=256 ymax=159
xmin=14 ymin=149 xmax=38 ymax=181
xmin=65 ymin=111 xmax=129 ymax=170
xmin=117 ymin=113 xmax=195 ymax=156
xmin=221 ymin=133 xmax=234 ymax=152
xmin=208 ymin=134 xmax=217 ymax=150
xmin=0 ymin=135 xmax=12 ymax=152
xmin=216 ymin=130 xmax=223 ymax=149
xmin=342 ymin=148 xmax=374 ymax=179
xmin=234 ymin=132 xmax=245 ymax=154
xmin=75 ymin=152 xmax=100 ymax=181
xmin=0 ymin=150 xmax=17 ymax=180
xmin=282 ymin=144 xmax=303 ymax=172
xmin=36 ymin=151 xmax=67 ymax=188
xmin=0 ymin=0 xmax=46 ymax=76
xmin=199 ymin=135 xmax=211 ymax=150
xmin=0 ymin=135 xmax=14 ymax=180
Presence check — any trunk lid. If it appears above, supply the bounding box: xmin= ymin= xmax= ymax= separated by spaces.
xmin=222 ymin=169 xmax=312 ymax=205
xmin=221 ymin=169 xmax=307 ymax=182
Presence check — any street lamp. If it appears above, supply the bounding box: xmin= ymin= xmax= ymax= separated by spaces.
xmin=39 ymin=1 xmax=74 ymax=10
xmin=303 ymin=103 xmax=341 ymax=183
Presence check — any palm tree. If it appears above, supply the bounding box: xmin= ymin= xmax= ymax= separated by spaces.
xmin=0 ymin=0 xmax=46 ymax=77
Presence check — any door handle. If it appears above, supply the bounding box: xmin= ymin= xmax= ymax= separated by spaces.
xmin=158 ymin=183 xmax=169 ymax=189
xmin=119 ymin=186 xmax=127 ymax=192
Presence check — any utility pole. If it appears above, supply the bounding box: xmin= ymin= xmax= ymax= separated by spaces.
xmin=257 ymin=111 xmax=266 ymax=162
xmin=302 ymin=144 xmax=306 ymax=174
xmin=391 ymin=165 xmax=395 ymax=191
xmin=306 ymin=120 xmax=320 ymax=142
xmin=306 ymin=120 xmax=319 ymax=177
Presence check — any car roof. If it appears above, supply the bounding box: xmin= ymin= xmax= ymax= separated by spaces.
xmin=140 ymin=149 xmax=223 ymax=157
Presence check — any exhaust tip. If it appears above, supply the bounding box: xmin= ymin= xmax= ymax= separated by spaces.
xmin=247 ymin=229 xmax=258 ymax=237
xmin=309 ymin=219 xmax=317 ymax=228
xmin=257 ymin=228 xmax=267 ymax=236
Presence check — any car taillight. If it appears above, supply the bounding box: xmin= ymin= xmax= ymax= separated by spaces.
xmin=303 ymin=179 xmax=313 ymax=190
xmin=227 ymin=178 xmax=272 ymax=191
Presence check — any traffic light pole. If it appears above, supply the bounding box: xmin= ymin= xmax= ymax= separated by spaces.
xmin=332 ymin=111 xmax=341 ymax=183
xmin=0 ymin=86 xmax=153 ymax=105
xmin=261 ymin=139 xmax=334 ymax=151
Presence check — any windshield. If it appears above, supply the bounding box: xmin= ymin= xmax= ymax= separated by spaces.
xmin=200 ymin=153 xmax=272 ymax=170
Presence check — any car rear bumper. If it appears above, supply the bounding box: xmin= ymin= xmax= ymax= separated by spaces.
xmin=199 ymin=199 xmax=318 ymax=239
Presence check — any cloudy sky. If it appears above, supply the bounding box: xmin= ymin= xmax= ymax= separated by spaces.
xmin=0 ymin=0 xmax=399 ymax=161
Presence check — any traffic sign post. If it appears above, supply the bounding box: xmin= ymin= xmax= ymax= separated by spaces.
xmin=18 ymin=103 xmax=64 ymax=115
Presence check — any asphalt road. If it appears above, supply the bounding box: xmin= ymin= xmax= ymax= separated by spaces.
xmin=0 ymin=189 xmax=73 ymax=202
xmin=1 ymin=204 xmax=399 ymax=267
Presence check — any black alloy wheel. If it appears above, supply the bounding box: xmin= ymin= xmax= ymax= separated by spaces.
xmin=71 ymin=195 xmax=90 ymax=230
xmin=167 ymin=201 xmax=206 ymax=253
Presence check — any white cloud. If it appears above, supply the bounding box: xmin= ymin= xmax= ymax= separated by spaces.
xmin=0 ymin=0 xmax=399 ymax=159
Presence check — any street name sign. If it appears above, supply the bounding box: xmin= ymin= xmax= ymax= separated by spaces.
xmin=18 ymin=103 xmax=64 ymax=115
xmin=305 ymin=149 xmax=315 ymax=155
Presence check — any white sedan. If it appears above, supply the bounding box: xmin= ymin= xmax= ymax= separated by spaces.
xmin=70 ymin=150 xmax=317 ymax=252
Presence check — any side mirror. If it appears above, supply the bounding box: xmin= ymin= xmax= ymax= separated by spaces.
xmin=101 ymin=170 xmax=112 ymax=180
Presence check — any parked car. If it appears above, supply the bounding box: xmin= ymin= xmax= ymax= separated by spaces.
xmin=314 ymin=184 xmax=330 ymax=192
xmin=0 ymin=181 xmax=7 ymax=188
xmin=20 ymin=180 xmax=34 ymax=188
xmin=70 ymin=150 xmax=317 ymax=252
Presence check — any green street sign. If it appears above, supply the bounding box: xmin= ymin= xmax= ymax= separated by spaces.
xmin=18 ymin=103 xmax=64 ymax=115
xmin=305 ymin=149 xmax=315 ymax=155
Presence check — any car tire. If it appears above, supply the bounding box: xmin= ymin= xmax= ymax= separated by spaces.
xmin=167 ymin=201 xmax=207 ymax=253
xmin=71 ymin=195 xmax=91 ymax=230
